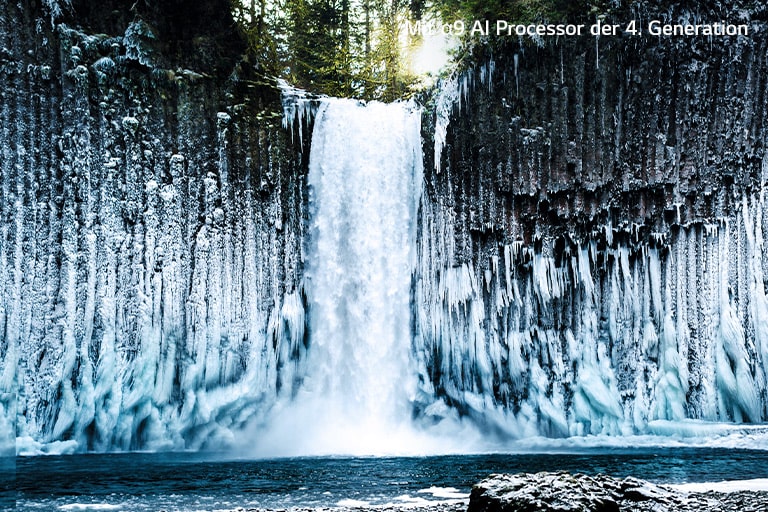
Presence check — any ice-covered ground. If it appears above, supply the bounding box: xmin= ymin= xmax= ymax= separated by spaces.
xmin=17 ymin=420 xmax=768 ymax=456
xmin=490 ymin=420 xmax=768 ymax=452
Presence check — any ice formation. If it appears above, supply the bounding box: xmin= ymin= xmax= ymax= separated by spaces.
xmin=433 ymin=59 xmax=498 ymax=175
xmin=413 ymin=199 xmax=768 ymax=438
xmin=4 ymin=24 xmax=307 ymax=452
xmin=5 ymin=6 xmax=768 ymax=453
xmin=415 ymin=47 xmax=768 ymax=440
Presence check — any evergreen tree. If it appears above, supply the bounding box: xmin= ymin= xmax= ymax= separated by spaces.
xmin=233 ymin=0 xmax=602 ymax=100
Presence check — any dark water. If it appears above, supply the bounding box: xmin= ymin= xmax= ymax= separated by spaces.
xmin=0 ymin=456 xmax=14 ymax=512
xmin=11 ymin=448 xmax=768 ymax=511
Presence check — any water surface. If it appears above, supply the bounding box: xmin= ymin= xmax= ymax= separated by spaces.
xmin=14 ymin=448 xmax=768 ymax=511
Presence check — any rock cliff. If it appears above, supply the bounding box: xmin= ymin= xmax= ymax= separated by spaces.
xmin=4 ymin=0 xmax=768 ymax=451
xmin=413 ymin=2 xmax=768 ymax=436
xmin=2 ymin=0 xmax=308 ymax=450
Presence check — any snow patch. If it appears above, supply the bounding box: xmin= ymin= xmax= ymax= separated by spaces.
xmin=337 ymin=499 xmax=370 ymax=507
xmin=417 ymin=486 xmax=469 ymax=499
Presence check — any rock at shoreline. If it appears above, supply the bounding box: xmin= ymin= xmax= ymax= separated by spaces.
xmin=467 ymin=472 xmax=767 ymax=512
xmin=469 ymin=472 xmax=622 ymax=512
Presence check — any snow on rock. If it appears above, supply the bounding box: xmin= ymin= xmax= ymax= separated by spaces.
xmin=468 ymin=472 xmax=768 ymax=512
xmin=670 ymin=479 xmax=768 ymax=493
xmin=469 ymin=472 xmax=644 ymax=512
xmin=4 ymin=13 xmax=306 ymax=452
xmin=417 ymin=17 xmax=768 ymax=440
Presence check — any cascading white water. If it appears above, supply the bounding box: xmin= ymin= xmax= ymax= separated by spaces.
xmin=252 ymin=97 xmax=446 ymax=456
xmin=306 ymin=97 xmax=421 ymax=414
xmin=303 ymin=98 xmax=422 ymax=451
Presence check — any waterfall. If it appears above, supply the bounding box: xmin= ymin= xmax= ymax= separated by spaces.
xmin=252 ymin=98 xmax=443 ymax=456
xmin=305 ymin=98 xmax=421 ymax=421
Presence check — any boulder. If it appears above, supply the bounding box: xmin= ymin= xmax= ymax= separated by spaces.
xmin=468 ymin=472 xmax=677 ymax=512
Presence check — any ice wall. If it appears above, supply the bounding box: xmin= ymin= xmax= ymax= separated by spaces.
xmin=2 ymin=2 xmax=308 ymax=452
xmin=414 ymin=199 xmax=768 ymax=436
xmin=415 ymin=4 xmax=768 ymax=437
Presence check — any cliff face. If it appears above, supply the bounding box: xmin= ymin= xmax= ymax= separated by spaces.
xmin=4 ymin=0 xmax=768 ymax=453
xmin=414 ymin=4 xmax=768 ymax=435
xmin=1 ymin=1 xmax=308 ymax=451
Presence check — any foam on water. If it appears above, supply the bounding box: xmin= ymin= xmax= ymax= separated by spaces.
xmin=59 ymin=505 xmax=122 ymax=511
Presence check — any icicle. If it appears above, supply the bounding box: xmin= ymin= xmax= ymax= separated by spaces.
xmin=433 ymin=76 xmax=460 ymax=173
xmin=278 ymin=79 xmax=316 ymax=150
xmin=514 ymin=53 xmax=519 ymax=97
xmin=434 ymin=59 xmax=497 ymax=173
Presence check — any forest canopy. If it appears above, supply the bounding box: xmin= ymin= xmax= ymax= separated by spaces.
xmin=231 ymin=0 xmax=605 ymax=100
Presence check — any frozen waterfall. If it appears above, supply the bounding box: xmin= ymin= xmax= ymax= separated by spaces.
xmin=406 ymin=59 xmax=768 ymax=446
xmin=7 ymin=0 xmax=768 ymax=458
